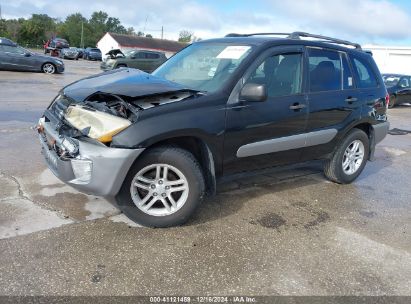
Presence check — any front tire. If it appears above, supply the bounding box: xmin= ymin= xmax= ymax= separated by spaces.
xmin=324 ymin=129 xmax=369 ymax=184
xmin=116 ymin=146 xmax=205 ymax=227
xmin=42 ymin=63 xmax=56 ymax=74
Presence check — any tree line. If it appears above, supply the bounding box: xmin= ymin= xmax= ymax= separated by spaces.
xmin=0 ymin=11 xmax=139 ymax=48
xmin=0 ymin=11 xmax=198 ymax=48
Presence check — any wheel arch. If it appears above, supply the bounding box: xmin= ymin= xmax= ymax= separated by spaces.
xmin=337 ymin=121 xmax=375 ymax=161
xmin=134 ymin=136 xmax=218 ymax=197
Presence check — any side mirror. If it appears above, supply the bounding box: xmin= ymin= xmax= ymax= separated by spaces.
xmin=24 ymin=52 xmax=31 ymax=57
xmin=240 ymin=83 xmax=267 ymax=102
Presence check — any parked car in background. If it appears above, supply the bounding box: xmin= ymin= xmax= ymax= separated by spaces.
xmin=383 ymin=74 xmax=411 ymax=107
xmin=0 ymin=37 xmax=64 ymax=74
xmin=44 ymin=38 xmax=69 ymax=54
xmin=37 ymin=32 xmax=389 ymax=227
xmin=100 ymin=49 xmax=167 ymax=72
xmin=75 ymin=48 xmax=85 ymax=59
xmin=60 ymin=47 xmax=80 ymax=60
xmin=83 ymin=48 xmax=102 ymax=61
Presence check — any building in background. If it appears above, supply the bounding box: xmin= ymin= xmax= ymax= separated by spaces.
xmin=363 ymin=45 xmax=411 ymax=75
xmin=97 ymin=33 xmax=186 ymax=59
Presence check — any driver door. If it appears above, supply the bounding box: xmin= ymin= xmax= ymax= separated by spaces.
xmin=1 ymin=45 xmax=32 ymax=70
xmin=223 ymin=46 xmax=308 ymax=174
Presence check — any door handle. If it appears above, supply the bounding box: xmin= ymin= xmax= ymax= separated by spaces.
xmin=345 ymin=97 xmax=358 ymax=103
xmin=289 ymin=103 xmax=306 ymax=110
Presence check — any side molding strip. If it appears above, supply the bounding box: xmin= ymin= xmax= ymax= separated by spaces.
xmin=236 ymin=129 xmax=338 ymax=158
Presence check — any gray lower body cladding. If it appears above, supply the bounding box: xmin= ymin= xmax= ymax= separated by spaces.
xmin=39 ymin=121 xmax=144 ymax=197
xmin=237 ymin=128 xmax=338 ymax=158
xmin=372 ymin=121 xmax=390 ymax=144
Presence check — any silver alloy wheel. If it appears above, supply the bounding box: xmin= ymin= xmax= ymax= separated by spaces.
xmin=342 ymin=139 xmax=365 ymax=175
xmin=130 ymin=164 xmax=189 ymax=216
xmin=42 ymin=63 xmax=55 ymax=74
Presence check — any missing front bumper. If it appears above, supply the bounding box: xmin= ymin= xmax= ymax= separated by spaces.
xmin=38 ymin=120 xmax=144 ymax=197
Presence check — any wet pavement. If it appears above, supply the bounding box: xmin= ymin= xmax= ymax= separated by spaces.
xmin=0 ymin=59 xmax=410 ymax=296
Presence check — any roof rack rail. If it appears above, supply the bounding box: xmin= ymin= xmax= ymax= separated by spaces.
xmin=225 ymin=31 xmax=362 ymax=50
xmin=289 ymin=32 xmax=362 ymax=49
xmin=225 ymin=33 xmax=290 ymax=38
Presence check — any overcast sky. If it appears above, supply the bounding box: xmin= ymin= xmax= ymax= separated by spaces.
xmin=2 ymin=0 xmax=411 ymax=45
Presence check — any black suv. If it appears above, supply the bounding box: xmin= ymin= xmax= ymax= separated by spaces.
xmin=37 ymin=32 xmax=389 ymax=227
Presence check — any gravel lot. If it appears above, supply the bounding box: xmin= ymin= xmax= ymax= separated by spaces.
xmin=0 ymin=58 xmax=410 ymax=296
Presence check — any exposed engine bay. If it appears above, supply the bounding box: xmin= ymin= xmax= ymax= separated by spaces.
xmin=38 ymin=89 xmax=199 ymax=159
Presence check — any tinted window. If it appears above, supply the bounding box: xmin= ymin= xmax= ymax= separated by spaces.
xmin=350 ymin=54 xmax=378 ymax=88
xmin=398 ymin=77 xmax=410 ymax=88
xmin=133 ymin=52 xmax=146 ymax=59
xmin=146 ymin=53 xmax=160 ymax=59
xmin=308 ymin=48 xmax=342 ymax=92
xmin=0 ymin=45 xmax=25 ymax=54
xmin=247 ymin=53 xmax=302 ymax=97
xmin=341 ymin=53 xmax=354 ymax=89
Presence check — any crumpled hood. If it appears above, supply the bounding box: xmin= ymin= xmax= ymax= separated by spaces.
xmin=63 ymin=68 xmax=188 ymax=101
xmin=106 ymin=49 xmax=124 ymax=58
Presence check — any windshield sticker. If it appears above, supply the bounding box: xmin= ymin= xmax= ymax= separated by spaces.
xmin=217 ymin=46 xmax=251 ymax=60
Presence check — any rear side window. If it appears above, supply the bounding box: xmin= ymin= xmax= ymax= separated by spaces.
xmin=134 ymin=52 xmax=146 ymax=59
xmin=398 ymin=77 xmax=411 ymax=88
xmin=146 ymin=53 xmax=160 ymax=59
xmin=350 ymin=54 xmax=378 ymax=88
xmin=308 ymin=48 xmax=342 ymax=92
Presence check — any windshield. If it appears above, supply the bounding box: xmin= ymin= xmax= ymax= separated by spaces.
xmin=383 ymin=75 xmax=401 ymax=87
xmin=91 ymin=48 xmax=101 ymax=53
xmin=125 ymin=50 xmax=137 ymax=58
xmin=153 ymin=43 xmax=253 ymax=93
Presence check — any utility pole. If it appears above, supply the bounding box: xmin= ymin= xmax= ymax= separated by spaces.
xmin=161 ymin=26 xmax=163 ymax=40
xmin=80 ymin=21 xmax=84 ymax=48
xmin=143 ymin=15 xmax=148 ymax=34
xmin=0 ymin=4 xmax=3 ymax=20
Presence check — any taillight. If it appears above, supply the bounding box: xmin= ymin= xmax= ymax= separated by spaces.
xmin=385 ymin=93 xmax=390 ymax=109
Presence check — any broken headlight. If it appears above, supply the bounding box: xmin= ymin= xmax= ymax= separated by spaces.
xmin=64 ymin=105 xmax=131 ymax=143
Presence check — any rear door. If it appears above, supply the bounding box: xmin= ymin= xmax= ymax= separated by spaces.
xmin=395 ymin=76 xmax=411 ymax=103
xmin=224 ymin=46 xmax=308 ymax=174
xmin=130 ymin=51 xmax=147 ymax=70
xmin=145 ymin=52 xmax=162 ymax=72
xmin=301 ymin=47 xmax=360 ymax=160
xmin=0 ymin=45 xmax=10 ymax=69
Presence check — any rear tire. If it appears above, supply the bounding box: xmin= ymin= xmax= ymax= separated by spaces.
xmin=116 ymin=146 xmax=205 ymax=227
xmin=324 ymin=129 xmax=369 ymax=184
xmin=389 ymin=95 xmax=396 ymax=108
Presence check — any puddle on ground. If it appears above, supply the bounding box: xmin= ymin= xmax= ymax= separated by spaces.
xmin=252 ymin=213 xmax=287 ymax=231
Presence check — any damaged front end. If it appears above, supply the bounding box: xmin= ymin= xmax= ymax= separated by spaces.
xmin=37 ymin=69 xmax=200 ymax=197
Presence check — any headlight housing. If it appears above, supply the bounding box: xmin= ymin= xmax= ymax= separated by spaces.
xmin=106 ymin=59 xmax=115 ymax=66
xmin=64 ymin=105 xmax=131 ymax=143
